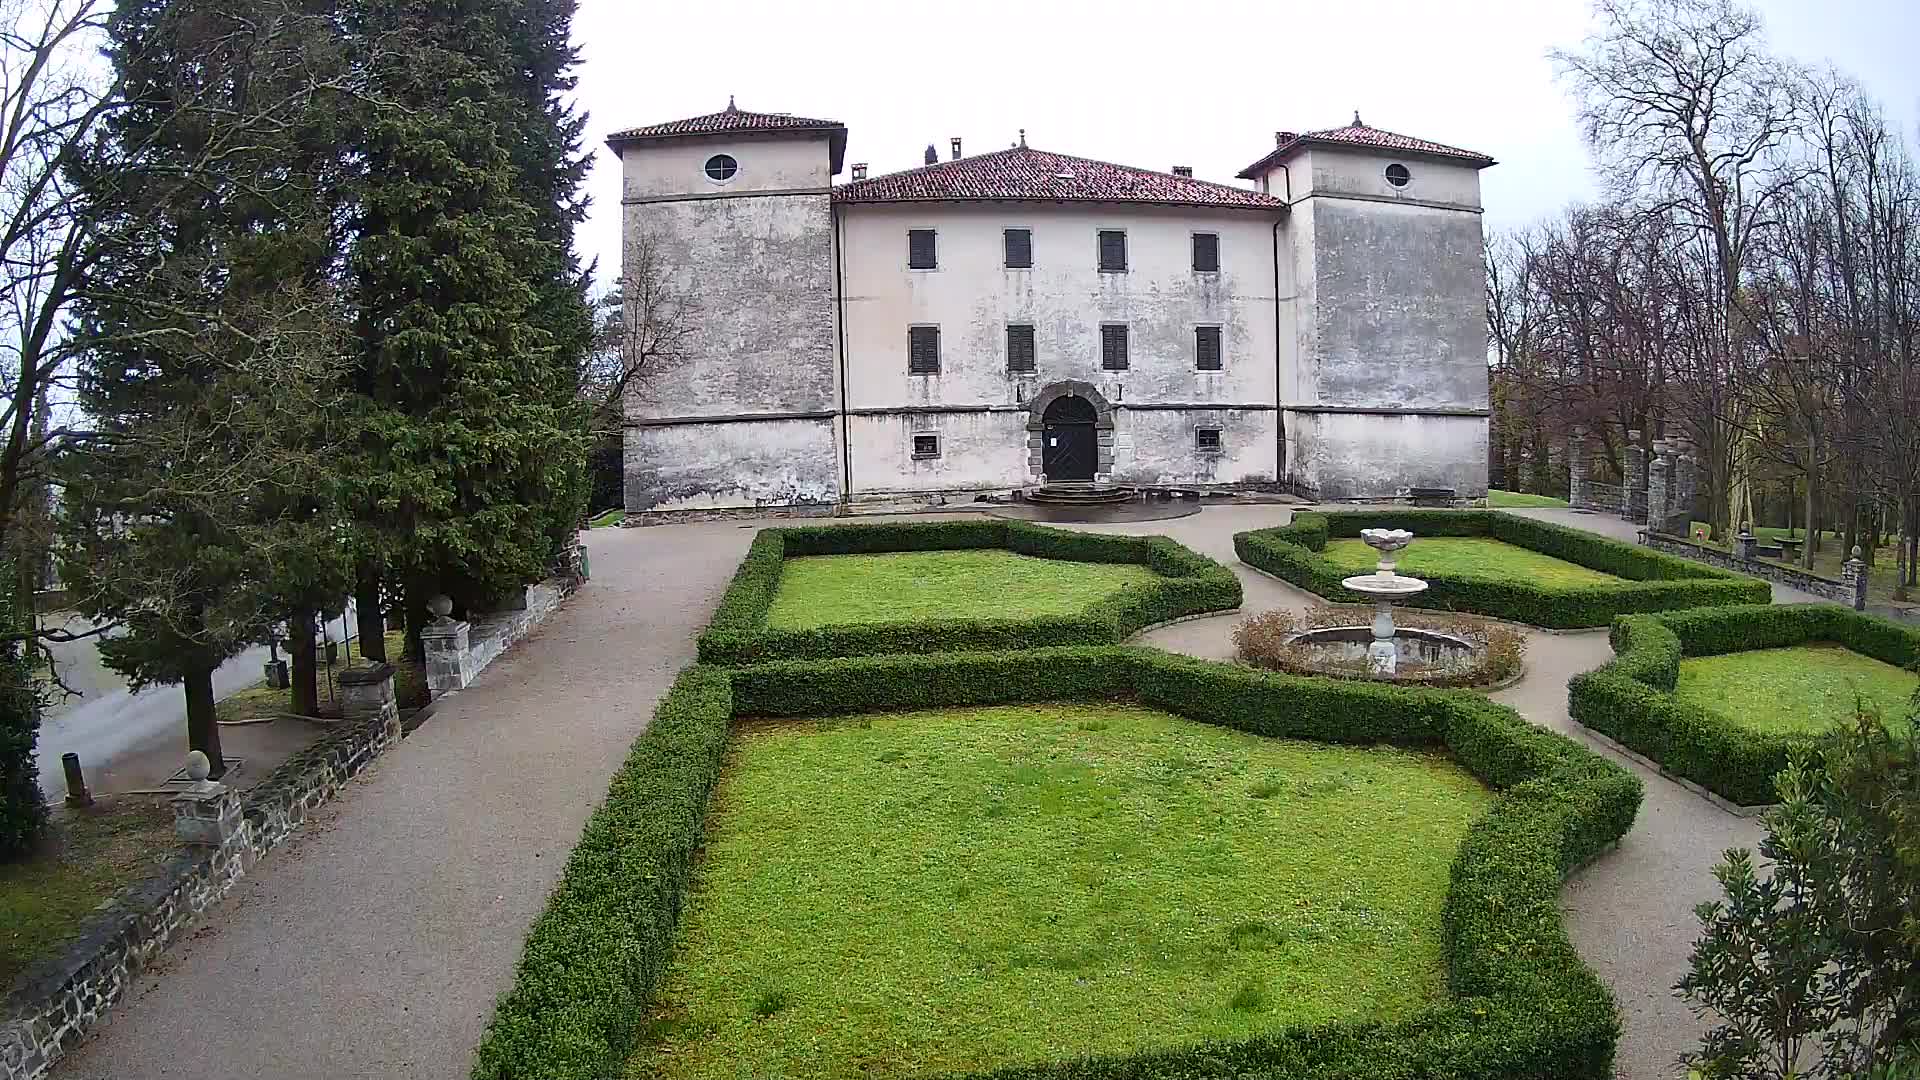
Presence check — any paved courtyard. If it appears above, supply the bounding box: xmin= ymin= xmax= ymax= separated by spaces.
xmin=53 ymin=505 xmax=1782 ymax=1080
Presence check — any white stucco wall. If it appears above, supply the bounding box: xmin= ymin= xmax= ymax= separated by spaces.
xmin=1288 ymin=411 xmax=1489 ymax=500
xmin=620 ymin=133 xmax=835 ymax=200
xmin=847 ymin=410 xmax=1029 ymax=494
xmin=625 ymin=419 xmax=840 ymax=510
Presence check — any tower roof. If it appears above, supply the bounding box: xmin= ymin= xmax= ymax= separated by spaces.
xmin=1237 ymin=116 xmax=1494 ymax=179
xmin=606 ymin=99 xmax=848 ymax=172
xmin=834 ymin=145 xmax=1285 ymax=210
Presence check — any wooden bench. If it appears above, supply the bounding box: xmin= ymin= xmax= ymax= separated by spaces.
xmin=1407 ymin=487 xmax=1457 ymax=507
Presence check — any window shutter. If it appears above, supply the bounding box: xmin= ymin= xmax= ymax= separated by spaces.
xmin=1193 ymin=233 xmax=1219 ymax=272
xmin=1007 ymin=325 xmax=1036 ymax=372
xmin=909 ymin=326 xmax=939 ymax=374
xmin=1101 ymin=325 xmax=1129 ymax=370
xmin=908 ymin=229 xmax=937 ymax=269
xmin=1004 ymin=229 xmax=1032 ymax=268
xmin=1196 ymin=327 xmax=1222 ymax=370
xmin=1098 ymin=230 xmax=1126 ymax=272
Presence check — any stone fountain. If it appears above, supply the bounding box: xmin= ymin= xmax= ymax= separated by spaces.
xmin=1276 ymin=528 xmax=1481 ymax=681
xmin=1346 ymin=528 xmax=1427 ymax=674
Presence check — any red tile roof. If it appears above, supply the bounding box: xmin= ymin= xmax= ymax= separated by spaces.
xmin=605 ymin=100 xmax=848 ymax=172
xmin=1237 ymin=117 xmax=1494 ymax=179
xmin=833 ymin=146 xmax=1285 ymax=210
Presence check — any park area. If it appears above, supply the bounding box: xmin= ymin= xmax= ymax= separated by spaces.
xmin=1319 ymin=536 xmax=1619 ymax=587
xmin=633 ymin=702 xmax=1488 ymax=1080
xmin=1673 ymin=644 xmax=1919 ymax=736
xmin=764 ymin=550 xmax=1156 ymax=628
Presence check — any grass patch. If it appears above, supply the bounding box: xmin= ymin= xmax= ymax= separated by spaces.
xmin=588 ymin=508 xmax=625 ymax=528
xmin=764 ymin=550 xmax=1158 ymax=630
xmin=630 ymin=703 xmax=1492 ymax=1080
xmin=0 ymin=797 xmax=175 ymax=987
xmin=1320 ymin=536 xmax=1621 ymax=588
xmin=1674 ymin=644 xmax=1919 ymax=736
xmin=215 ymin=629 xmax=425 ymax=724
xmin=1486 ymin=489 xmax=1569 ymax=508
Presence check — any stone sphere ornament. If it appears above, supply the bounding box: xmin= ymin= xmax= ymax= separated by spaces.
xmin=428 ymin=594 xmax=455 ymax=621
xmin=184 ymin=750 xmax=211 ymax=783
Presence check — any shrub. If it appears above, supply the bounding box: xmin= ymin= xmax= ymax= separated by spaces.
xmin=1235 ymin=511 xmax=1769 ymax=629
xmin=698 ymin=520 xmax=1242 ymax=663
xmin=1233 ymin=606 xmax=1526 ymax=689
xmin=0 ymin=570 xmax=46 ymax=860
xmin=477 ymin=646 xmax=1643 ymax=1080
xmin=1568 ymin=604 xmax=1920 ymax=806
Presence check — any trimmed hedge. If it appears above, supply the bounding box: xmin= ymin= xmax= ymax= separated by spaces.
xmin=1568 ymin=604 xmax=1920 ymax=805
xmin=1235 ymin=509 xmax=1769 ymax=628
xmin=698 ymin=519 xmax=1242 ymax=663
xmin=475 ymin=647 xmax=1642 ymax=1080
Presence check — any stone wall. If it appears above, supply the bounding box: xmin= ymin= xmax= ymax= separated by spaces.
xmin=422 ymin=574 xmax=576 ymax=697
xmin=1 ymin=671 xmax=403 ymax=1080
xmin=1640 ymin=530 xmax=1866 ymax=608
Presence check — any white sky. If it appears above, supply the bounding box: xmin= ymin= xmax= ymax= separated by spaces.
xmin=571 ymin=0 xmax=1920 ymax=289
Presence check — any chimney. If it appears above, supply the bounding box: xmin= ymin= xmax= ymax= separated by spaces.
xmin=1172 ymin=165 xmax=1193 ymax=178
xmin=1274 ymin=130 xmax=1295 ymax=145
xmin=924 ymin=144 xmax=937 ymax=165
xmin=851 ymin=162 xmax=867 ymax=180
xmin=951 ymin=137 xmax=962 ymax=160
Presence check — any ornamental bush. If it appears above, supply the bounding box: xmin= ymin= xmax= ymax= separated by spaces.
xmin=1568 ymin=604 xmax=1920 ymax=805
xmin=1235 ymin=510 xmax=1768 ymax=628
xmin=697 ymin=520 xmax=1242 ymax=663
xmin=473 ymin=646 xmax=1642 ymax=1080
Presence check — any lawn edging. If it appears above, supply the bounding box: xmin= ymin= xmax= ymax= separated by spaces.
xmin=473 ymin=647 xmax=1642 ymax=1080
xmin=1235 ymin=509 xmax=1769 ymax=628
xmin=1567 ymin=604 xmax=1920 ymax=806
xmin=696 ymin=519 xmax=1242 ymax=663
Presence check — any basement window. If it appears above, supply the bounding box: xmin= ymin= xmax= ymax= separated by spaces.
xmin=1097 ymin=229 xmax=1127 ymax=272
xmin=908 ymin=326 xmax=940 ymax=374
xmin=1384 ymin=163 xmax=1411 ymax=188
xmin=912 ymin=434 xmax=941 ymax=459
xmin=1195 ymin=326 xmax=1223 ymax=371
xmin=1007 ymin=324 xmax=1037 ymax=373
xmin=1196 ymin=428 xmax=1223 ymax=453
xmin=1192 ymin=232 xmax=1220 ymax=272
xmin=1004 ymin=228 xmax=1033 ymax=268
xmin=1100 ymin=324 xmax=1129 ymax=371
xmin=908 ymin=229 xmax=937 ymax=269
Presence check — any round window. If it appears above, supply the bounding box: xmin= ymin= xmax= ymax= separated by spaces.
xmin=1384 ymin=163 xmax=1411 ymax=188
xmin=704 ymin=154 xmax=739 ymax=182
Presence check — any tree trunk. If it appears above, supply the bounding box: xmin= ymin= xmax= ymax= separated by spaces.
xmin=1895 ymin=495 xmax=1909 ymax=602
xmin=354 ymin=563 xmax=386 ymax=663
xmin=1802 ymin=452 xmax=1818 ymax=570
xmin=184 ymin=665 xmax=225 ymax=778
xmin=402 ymin=579 xmax=430 ymax=663
xmin=289 ymin=607 xmax=319 ymax=716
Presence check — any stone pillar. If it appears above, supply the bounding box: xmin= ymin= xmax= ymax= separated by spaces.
xmin=1734 ymin=526 xmax=1758 ymax=562
xmin=339 ymin=662 xmax=396 ymax=720
xmin=1844 ymin=547 xmax=1869 ymax=611
xmin=419 ymin=595 xmax=474 ymax=697
xmin=1625 ymin=430 xmax=1648 ymax=524
xmin=1568 ymin=429 xmax=1591 ymax=509
xmin=172 ymin=752 xmax=242 ymax=847
xmin=1647 ymin=450 xmax=1672 ymax=535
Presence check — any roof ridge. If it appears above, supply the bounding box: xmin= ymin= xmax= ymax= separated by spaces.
xmin=846 ymin=144 xmax=1253 ymax=196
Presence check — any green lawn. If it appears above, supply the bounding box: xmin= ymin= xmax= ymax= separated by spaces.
xmin=1487 ymin=489 xmax=1569 ymax=508
xmin=764 ymin=550 xmax=1157 ymax=630
xmin=1321 ymin=536 xmax=1621 ymax=587
xmin=588 ymin=508 xmax=625 ymax=528
xmin=631 ymin=703 xmax=1492 ymax=1080
xmin=1675 ymin=644 xmax=1919 ymax=736
xmin=1 ymin=797 xmax=175 ymax=987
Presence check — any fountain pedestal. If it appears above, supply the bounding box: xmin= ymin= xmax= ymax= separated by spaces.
xmin=1340 ymin=529 xmax=1429 ymax=675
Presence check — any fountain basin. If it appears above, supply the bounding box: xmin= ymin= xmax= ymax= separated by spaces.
xmin=1339 ymin=572 xmax=1430 ymax=599
xmin=1280 ymin=626 xmax=1481 ymax=680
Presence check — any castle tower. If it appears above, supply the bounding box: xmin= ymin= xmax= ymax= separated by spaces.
xmin=606 ymin=102 xmax=847 ymax=512
xmin=1239 ymin=116 xmax=1494 ymax=499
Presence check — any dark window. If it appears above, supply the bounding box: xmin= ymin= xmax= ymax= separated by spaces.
xmin=1007 ymin=324 xmax=1037 ymax=372
xmin=703 ymin=154 xmax=738 ymax=181
xmin=1384 ymin=163 xmax=1411 ymax=188
xmin=1195 ymin=326 xmax=1223 ymax=370
xmin=908 ymin=326 xmax=940 ymax=374
xmin=1192 ymin=233 xmax=1220 ymax=272
xmin=1004 ymin=228 xmax=1032 ymax=268
xmin=1100 ymin=324 xmax=1129 ymax=371
xmin=1196 ymin=428 xmax=1222 ymax=452
xmin=1098 ymin=230 xmax=1127 ymax=272
xmin=908 ymin=229 xmax=937 ymax=269
xmin=912 ymin=434 xmax=941 ymax=458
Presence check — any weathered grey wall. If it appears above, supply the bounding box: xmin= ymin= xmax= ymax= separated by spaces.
xmin=1287 ymin=411 xmax=1488 ymax=499
xmin=1112 ymin=408 xmax=1278 ymax=486
xmin=618 ymin=131 xmax=841 ymax=510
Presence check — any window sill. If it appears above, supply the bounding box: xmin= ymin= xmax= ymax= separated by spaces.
xmin=910 ymin=454 xmax=942 ymax=461
xmin=1097 ymin=268 xmax=1130 ymax=274
xmin=908 ymin=370 xmax=940 ymax=377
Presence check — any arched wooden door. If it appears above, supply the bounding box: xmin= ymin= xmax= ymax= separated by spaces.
xmin=1041 ymin=395 xmax=1098 ymax=482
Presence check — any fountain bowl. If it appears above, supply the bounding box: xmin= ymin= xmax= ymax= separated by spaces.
xmin=1278 ymin=625 xmax=1482 ymax=682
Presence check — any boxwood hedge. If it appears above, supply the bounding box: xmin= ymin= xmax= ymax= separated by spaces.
xmin=697 ymin=519 xmax=1243 ymax=663
xmin=1568 ymin=603 xmax=1920 ymax=805
xmin=1234 ymin=509 xmax=1769 ymax=628
xmin=473 ymin=647 xmax=1642 ymax=1080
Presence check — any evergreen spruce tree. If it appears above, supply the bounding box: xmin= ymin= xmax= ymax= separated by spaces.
xmin=345 ymin=0 xmax=590 ymax=656
xmin=0 ymin=557 xmax=45 ymax=858
xmin=59 ymin=0 xmax=351 ymax=774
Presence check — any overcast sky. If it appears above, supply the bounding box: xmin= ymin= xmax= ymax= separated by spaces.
xmin=571 ymin=0 xmax=1920 ymax=290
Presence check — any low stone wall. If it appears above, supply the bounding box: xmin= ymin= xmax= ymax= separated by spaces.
xmin=422 ymin=572 xmax=580 ymax=697
xmin=0 ymin=669 xmax=402 ymax=1080
xmin=1640 ymin=530 xmax=1864 ymax=608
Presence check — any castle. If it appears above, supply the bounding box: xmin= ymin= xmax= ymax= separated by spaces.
xmin=608 ymin=102 xmax=1494 ymax=512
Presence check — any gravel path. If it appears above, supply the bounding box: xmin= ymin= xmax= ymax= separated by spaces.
xmin=53 ymin=505 xmax=1776 ymax=1080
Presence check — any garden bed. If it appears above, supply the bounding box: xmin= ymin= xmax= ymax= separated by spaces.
xmin=1236 ymin=510 xmax=1768 ymax=628
xmin=1569 ymin=604 xmax=1920 ymax=805
xmin=698 ymin=520 xmax=1241 ymax=663
xmin=473 ymin=647 xmax=1643 ymax=1080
